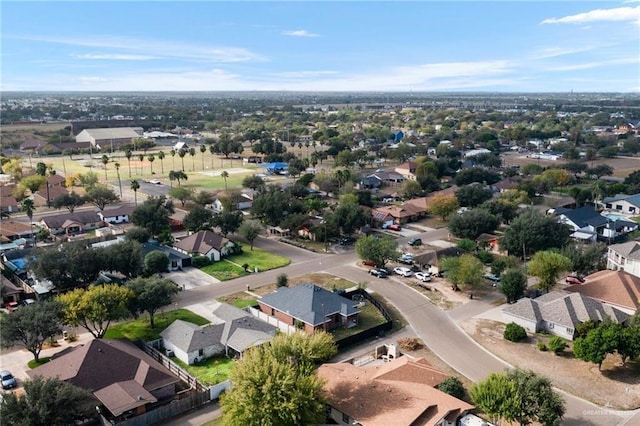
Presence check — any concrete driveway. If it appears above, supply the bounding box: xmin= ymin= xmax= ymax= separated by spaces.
xmin=166 ymin=268 xmax=220 ymax=290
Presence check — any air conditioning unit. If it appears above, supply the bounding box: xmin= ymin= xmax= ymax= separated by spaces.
xmin=165 ymin=349 xmax=175 ymax=357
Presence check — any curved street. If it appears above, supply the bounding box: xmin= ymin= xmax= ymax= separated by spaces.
xmin=174 ymin=228 xmax=637 ymax=425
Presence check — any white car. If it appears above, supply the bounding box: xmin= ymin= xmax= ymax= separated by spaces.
xmin=414 ymin=272 xmax=432 ymax=282
xmin=394 ymin=267 xmax=413 ymax=277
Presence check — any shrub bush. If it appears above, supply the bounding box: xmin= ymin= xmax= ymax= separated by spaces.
xmin=192 ymin=255 xmax=212 ymax=268
xmin=504 ymin=322 xmax=527 ymax=342
xmin=536 ymin=342 xmax=548 ymax=351
xmin=436 ymin=377 xmax=466 ymax=400
xmin=548 ymin=336 xmax=568 ymax=354
xmin=398 ymin=337 xmax=423 ymax=351
xmin=477 ymin=250 xmax=494 ymax=264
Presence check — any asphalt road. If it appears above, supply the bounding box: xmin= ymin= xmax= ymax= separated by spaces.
xmin=172 ymin=228 xmax=637 ymax=426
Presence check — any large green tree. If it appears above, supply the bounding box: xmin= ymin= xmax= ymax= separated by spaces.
xmin=126 ymin=277 xmax=179 ymax=328
xmin=499 ymin=267 xmax=527 ymax=303
xmin=561 ymin=242 xmax=607 ymax=276
xmin=0 ymin=301 xmax=62 ymax=361
xmin=183 ymin=204 xmax=214 ymax=232
xmin=168 ymin=186 xmax=194 ymax=207
xmin=448 ymin=208 xmax=500 ymax=240
xmin=427 ymin=194 xmax=459 ymax=220
xmin=238 ymin=219 xmax=264 ymax=250
xmin=527 ymin=250 xmax=572 ymax=292
xmin=30 ymin=243 xmax=104 ymax=291
xmin=86 ymin=184 xmax=119 ymax=211
xmin=144 ymin=250 xmax=170 ymax=275
xmin=0 ymin=377 xmax=97 ymax=426
xmin=500 ymin=209 xmax=572 ymax=257
xmin=131 ymin=197 xmax=174 ymax=237
xmin=51 ymin=191 xmax=85 ymax=213
xmin=103 ymin=239 xmax=144 ymax=278
xmin=212 ymin=210 xmax=244 ymax=237
xmin=439 ymin=254 xmax=484 ymax=291
xmin=220 ymin=332 xmax=336 ymax=426
xmin=355 ymin=235 xmax=399 ymax=268
xmin=506 ymin=368 xmax=566 ymax=426
xmin=455 ymin=185 xmax=494 ymax=208
xmin=470 ymin=372 xmax=519 ymax=425
xmin=57 ymin=284 xmax=135 ymax=338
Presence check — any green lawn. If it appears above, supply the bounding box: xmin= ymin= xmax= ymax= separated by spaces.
xmin=200 ymin=247 xmax=290 ymax=280
xmin=27 ymin=356 xmax=51 ymax=369
xmin=227 ymin=247 xmax=290 ymax=272
xmin=104 ymin=309 xmax=209 ymax=341
xmin=331 ymin=302 xmax=387 ymax=341
xmin=200 ymin=260 xmax=249 ymax=281
xmin=172 ymin=355 xmax=235 ymax=386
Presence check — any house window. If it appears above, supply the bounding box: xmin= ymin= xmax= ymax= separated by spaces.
xmin=616 ymin=204 xmax=622 ymax=211
xmin=199 ymin=349 xmax=204 ymax=356
xmin=606 ymin=203 xmax=612 ymax=209
xmin=271 ymin=308 xmax=274 ymax=315
xmin=342 ymin=413 xmax=350 ymax=424
xmin=630 ymin=207 xmax=636 ymax=213
xmin=567 ymin=328 xmax=574 ymax=335
xmin=548 ymin=322 xmax=555 ymax=329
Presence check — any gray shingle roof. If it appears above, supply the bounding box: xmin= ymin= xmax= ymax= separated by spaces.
xmin=160 ymin=320 xmax=224 ymax=352
xmin=609 ymin=241 xmax=640 ymax=260
xmin=503 ymin=291 xmax=629 ymax=329
xmin=258 ymin=283 xmax=359 ymax=326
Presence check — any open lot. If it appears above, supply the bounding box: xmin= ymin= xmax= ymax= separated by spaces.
xmin=200 ymin=247 xmax=290 ymax=281
xmin=103 ymin=308 xmax=209 ymax=342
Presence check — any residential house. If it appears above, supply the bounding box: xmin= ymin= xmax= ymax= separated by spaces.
xmin=403 ymin=197 xmax=429 ymax=215
xmin=76 ymin=127 xmax=143 ymax=149
xmin=40 ymin=210 xmax=104 ymax=236
xmin=413 ymin=247 xmax=466 ymax=275
xmin=371 ymin=204 xmax=423 ymax=226
xmin=47 ymin=174 xmax=66 ymax=187
xmin=0 ymin=185 xmax=19 ymax=214
xmin=98 ymin=205 xmax=136 ymax=224
xmin=395 ymin=161 xmax=419 ymax=180
xmin=212 ymin=192 xmax=253 ymax=212
xmin=607 ymin=240 xmax=640 ymax=278
xmin=492 ymin=176 xmax=523 ymax=193
xmin=358 ymin=175 xmax=382 ymax=190
xmin=141 ymin=240 xmax=192 ymax=270
xmin=33 ymin=184 xmax=68 ymax=208
xmin=476 ymin=233 xmax=501 ymax=254
xmin=19 ymin=139 xmax=48 ymax=154
xmin=602 ymin=193 xmax=640 ymax=217
xmin=173 ymin=230 xmax=236 ymax=262
xmin=0 ymin=220 xmax=35 ymax=242
xmin=27 ymin=339 xmax=180 ymax=422
xmin=161 ymin=303 xmax=277 ymax=364
xmin=1 ymin=275 xmax=24 ymax=304
xmin=318 ymin=356 xmax=474 ymax=426
xmin=566 ymin=270 xmax=640 ymax=314
xmin=257 ymin=283 xmax=360 ymax=333
xmin=552 ymin=206 xmax=637 ymax=242
xmin=502 ymin=291 xmax=629 ymax=340
xmin=370 ymin=171 xmax=405 ymax=186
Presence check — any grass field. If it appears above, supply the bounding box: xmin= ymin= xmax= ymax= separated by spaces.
xmin=104 ymin=309 xmax=209 ymax=341
xmin=172 ymin=355 xmax=235 ymax=386
xmin=200 ymin=247 xmax=290 ymax=280
xmin=331 ymin=302 xmax=387 ymax=340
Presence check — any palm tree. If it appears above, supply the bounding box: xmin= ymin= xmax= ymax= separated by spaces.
xmin=125 ymin=149 xmax=132 ymax=178
xmin=221 ymin=171 xmax=229 ymax=192
xmin=157 ymin=151 xmax=165 ymax=175
xmin=189 ymin=147 xmax=196 ymax=171
xmin=21 ymin=198 xmax=36 ymax=246
xmin=101 ymin=155 xmax=109 ymax=180
xmin=114 ymin=162 xmax=123 ymax=197
xmin=148 ymin=154 xmax=155 ymax=174
xmin=138 ymin=154 xmax=144 ymax=175
xmin=170 ymin=149 xmax=176 ymax=170
xmin=178 ymin=149 xmax=186 ymax=171
xmin=130 ymin=179 xmax=140 ymax=206
xmin=200 ymin=145 xmax=206 ymax=170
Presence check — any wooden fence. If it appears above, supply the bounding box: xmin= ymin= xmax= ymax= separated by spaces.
xmin=139 ymin=342 xmax=209 ymax=393
xmin=334 ymin=289 xmax=393 ymax=350
xmin=247 ymin=306 xmax=298 ymax=334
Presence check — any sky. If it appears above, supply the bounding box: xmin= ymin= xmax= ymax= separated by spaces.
xmin=2 ymin=1 xmax=639 ymax=93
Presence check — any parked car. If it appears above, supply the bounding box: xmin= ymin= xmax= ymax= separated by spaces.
xmin=22 ymin=298 xmax=36 ymax=307
xmin=362 ymin=260 xmax=376 ymax=267
xmin=386 ymin=224 xmax=402 ymax=231
xmin=566 ymin=275 xmax=585 ymax=285
xmin=394 ymin=267 xmax=413 ymax=277
xmin=408 ymin=238 xmax=422 ymax=246
xmin=6 ymin=301 xmax=19 ymax=312
xmin=339 ymin=237 xmax=356 ymax=246
xmin=398 ymin=254 xmax=414 ymax=265
xmin=369 ymin=268 xmax=388 ymax=278
xmin=483 ymin=273 xmax=501 ymax=283
xmin=415 ymin=272 xmax=432 ymax=282
xmin=1 ymin=371 xmax=16 ymax=390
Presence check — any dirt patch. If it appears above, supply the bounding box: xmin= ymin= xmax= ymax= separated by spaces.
xmin=460 ymin=318 xmax=640 ymax=409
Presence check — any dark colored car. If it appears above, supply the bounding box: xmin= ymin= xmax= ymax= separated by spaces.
xmin=408 ymin=238 xmax=422 ymax=246
xmin=369 ymin=268 xmax=388 ymax=278
xmin=339 ymin=237 xmax=356 ymax=245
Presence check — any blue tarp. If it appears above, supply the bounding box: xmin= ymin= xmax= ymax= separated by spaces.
xmin=260 ymin=162 xmax=289 ymax=170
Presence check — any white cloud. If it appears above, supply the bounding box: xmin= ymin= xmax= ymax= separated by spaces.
xmin=14 ymin=35 xmax=266 ymax=63
xmin=274 ymin=70 xmax=339 ymax=78
xmin=529 ymin=46 xmax=594 ymax=60
xmin=541 ymin=6 xmax=640 ymax=24
xmin=71 ymin=53 xmax=159 ymax=60
xmin=282 ymin=30 xmax=319 ymax=38
xmin=547 ymin=57 xmax=640 ymax=72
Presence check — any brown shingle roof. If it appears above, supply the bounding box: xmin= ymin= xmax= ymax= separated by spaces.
xmin=567 ymin=269 xmax=640 ymax=311
xmin=27 ymin=339 xmax=178 ymax=392
xmin=317 ymin=357 xmax=473 ymax=426
xmin=373 ymin=204 xmax=422 ymax=219
xmin=174 ymin=230 xmax=230 ymax=255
